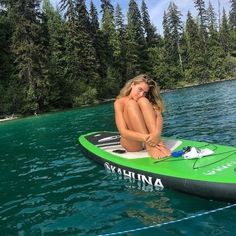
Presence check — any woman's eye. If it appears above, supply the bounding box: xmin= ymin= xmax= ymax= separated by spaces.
xmin=136 ymin=87 xmax=148 ymax=96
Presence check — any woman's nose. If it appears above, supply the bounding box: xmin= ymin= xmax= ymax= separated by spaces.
xmin=140 ymin=91 xmax=145 ymax=97
xmin=139 ymin=90 xmax=147 ymax=97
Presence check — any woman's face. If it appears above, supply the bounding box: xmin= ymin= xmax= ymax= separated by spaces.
xmin=130 ymin=82 xmax=149 ymax=101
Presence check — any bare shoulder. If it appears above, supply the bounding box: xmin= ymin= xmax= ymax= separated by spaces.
xmin=114 ymin=97 xmax=127 ymax=108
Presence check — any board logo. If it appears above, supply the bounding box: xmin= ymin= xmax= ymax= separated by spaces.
xmin=98 ymin=135 xmax=120 ymax=143
xmin=203 ymin=160 xmax=236 ymax=175
xmin=104 ymin=162 xmax=164 ymax=191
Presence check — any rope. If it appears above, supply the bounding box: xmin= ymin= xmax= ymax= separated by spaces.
xmin=99 ymin=203 xmax=236 ymax=236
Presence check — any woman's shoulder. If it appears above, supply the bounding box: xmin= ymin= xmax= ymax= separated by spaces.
xmin=114 ymin=97 xmax=128 ymax=107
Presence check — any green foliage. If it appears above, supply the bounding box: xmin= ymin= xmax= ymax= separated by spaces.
xmin=194 ymin=0 xmax=208 ymax=53
xmin=99 ymin=1 xmax=124 ymax=98
xmin=74 ymin=87 xmax=98 ymax=106
xmin=90 ymin=1 xmax=99 ymax=33
xmin=229 ymin=0 xmax=236 ymax=29
xmin=0 ymin=84 xmax=4 ymax=114
xmin=100 ymin=0 xmax=114 ymax=22
xmin=0 ymin=9 xmax=14 ymax=92
xmin=0 ymin=0 xmax=235 ymax=117
xmin=9 ymin=0 xmax=50 ymax=114
xmin=165 ymin=3 xmax=183 ymax=68
xmin=227 ymin=56 xmax=236 ymax=74
xmin=42 ymin=0 xmax=67 ymax=109
xmin=141 ymin=0 xmax=160 ymax=48
xmin=100 ymin=66 xmax=122 ymax=99
xmin=23 ymin=86 xmax=38 ymax=114
xmin=125 ymin=0 xmax=148 ymax=78
xmin=219 ymin=9 xmax=230 ymax=54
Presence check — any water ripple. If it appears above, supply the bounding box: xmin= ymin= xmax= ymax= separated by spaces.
xmin=0 ymin=80 xmax=236 ymax=235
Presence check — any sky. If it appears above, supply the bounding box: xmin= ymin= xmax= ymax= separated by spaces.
xmin=50 ymin=0 xmax=232 ymax=34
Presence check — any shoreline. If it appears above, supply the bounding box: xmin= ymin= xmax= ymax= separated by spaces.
xmin=161 ymin=76 xmax=236 ymax=93
xmin=1 ymin=77 xmax=235 ymax=123
xmin=0 ymin=115 xmax=18 ymax=122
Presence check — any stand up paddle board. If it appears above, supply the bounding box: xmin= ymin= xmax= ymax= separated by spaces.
xmin=78 ymin=131 xmax=236 ymax=202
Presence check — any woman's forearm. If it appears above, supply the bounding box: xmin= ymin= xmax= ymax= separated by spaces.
xmin=120 ymin=129 xmax=149 ymax=142
xmin=153 ymin=112 xmax=163 ymax=136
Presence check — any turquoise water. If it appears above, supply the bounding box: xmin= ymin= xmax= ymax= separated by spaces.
xmin=0 ymin=80 xmax=236 ymax=235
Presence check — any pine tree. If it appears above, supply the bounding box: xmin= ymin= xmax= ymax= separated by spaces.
xmin=90 ymin=0 xmax=99 ymax=34
xmin=59 ymin=0 xmax=100 ymax=106
xmin=141 ymin=0 xmax=159 ymax=47
xmin=60 ymin=0 xmax=75 ymax=21
xmin=74 ymin=0 xmax=100 ymax=92
xmin=167 ymin=2 xmax=183 ymax=70
xmin=229 ymin=0 xmax=236 ymax=56
xmin=0 ymin=4 xmax=15 ymax=114
xmin=114 ymin=3 xmax=126 ymax=84
xmin=194 ymin=0 xmax=211 ymax=81
xmin=161 ymin=1 xmax=184 ymax=88
xmin=59 ymin=0 xmax=79 ymax=105
xmin=183 ymin=11 xmax=201 ymax=82
xmin=10 ymin=0 xmax=49 ymax=114
xmin=207 ymin=1 xmax=217 ymax=34
xmin=100 ymin=0 xmax=114 ymax=22
xmin=42 ymin=0 xmax=67 ymax=108
xmin=194 ymin=0 xmax=208 ymax=46
xmin=207 ymin=2 xmax=218 ymax=48
xmin=102 ymin=8 xmax=121 ymax=61
xmin=101 ymin=2 xmax=120 ymax=62
xmin=185 ymin=11 xmax=200 ymax=53
xmin=207 ymin=2 xmax=225 ymax=80
xmin=219 ymin=8 xmax=230 ymax=54
xmin=114 ymin=4 xmax=125 ymax=42
xmin=159 ymin=10 xmax=178 ymax=88
xmin=89 ymin=0 xmax=107 ymax=90
xmin=125 ymin=0 xmax=147 ymax=79
xmin=194 ymin=0 xmax=208 ymax=30
xmin=100 ymin=3 xmax=123 ymax=97
xmin=163 ymin=11 xmax=171 ymax=52
xmin=229 ymin=0 xmax=236 ymax=29
xmin=207 ymin=0 xmax=219 ymax=62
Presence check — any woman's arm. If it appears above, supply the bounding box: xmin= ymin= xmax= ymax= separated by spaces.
xmin=145 ymin=110 xmax=163 ymax=146
xmin=114 ymin=100 xmax=149 ymax=142
xmin=154 ymin=110 xmax=163 ymax=137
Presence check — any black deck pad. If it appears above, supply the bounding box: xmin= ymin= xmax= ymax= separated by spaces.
xmin=85 ymin=132 xmax=120 ymax=146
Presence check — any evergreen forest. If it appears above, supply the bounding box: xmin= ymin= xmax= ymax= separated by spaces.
xmin=0 ymin=0 xmax=236 ymax=116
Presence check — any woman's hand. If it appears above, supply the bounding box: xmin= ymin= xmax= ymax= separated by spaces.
xmin=146 ymin=141 xmax=171 ymax=159
xmin=145 ymin=132 xmax=160 ymax=147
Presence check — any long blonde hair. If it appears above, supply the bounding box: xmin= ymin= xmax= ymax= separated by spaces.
xmin=117 ymin=74 xmax=165 ymax=112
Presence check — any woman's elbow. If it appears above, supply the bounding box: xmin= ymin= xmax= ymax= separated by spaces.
xmin=119 ymin=129 xmax=127 ymax=138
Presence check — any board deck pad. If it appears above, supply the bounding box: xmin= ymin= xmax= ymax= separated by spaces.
xmin=87 ymin=132 xmax=182 ymax=159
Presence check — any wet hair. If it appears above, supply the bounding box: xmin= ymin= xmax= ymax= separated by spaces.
xmin=116 ymin=74 xmax=165 ymax=112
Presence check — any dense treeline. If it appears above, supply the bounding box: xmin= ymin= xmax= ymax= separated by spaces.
xmin=0 ymin=0 xmax=236 ymax=115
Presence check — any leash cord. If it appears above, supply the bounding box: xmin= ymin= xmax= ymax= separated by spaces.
xmin=99 ymin=203 xmax=236 ymax=236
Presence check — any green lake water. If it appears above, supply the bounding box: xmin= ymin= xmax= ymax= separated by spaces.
xmin=0 ymin=79 xmax=236 ymax=235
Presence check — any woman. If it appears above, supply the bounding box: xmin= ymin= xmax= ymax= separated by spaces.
xmin=114 ymin=74 xmax=171 ymax=159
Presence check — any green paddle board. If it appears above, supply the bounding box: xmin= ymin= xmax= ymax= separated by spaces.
xmin=79 ymin=131 xmax=236 ymax=202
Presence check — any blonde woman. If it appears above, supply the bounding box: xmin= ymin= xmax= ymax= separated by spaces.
xmin=114 ymin=74 xmax=171 ymax=159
